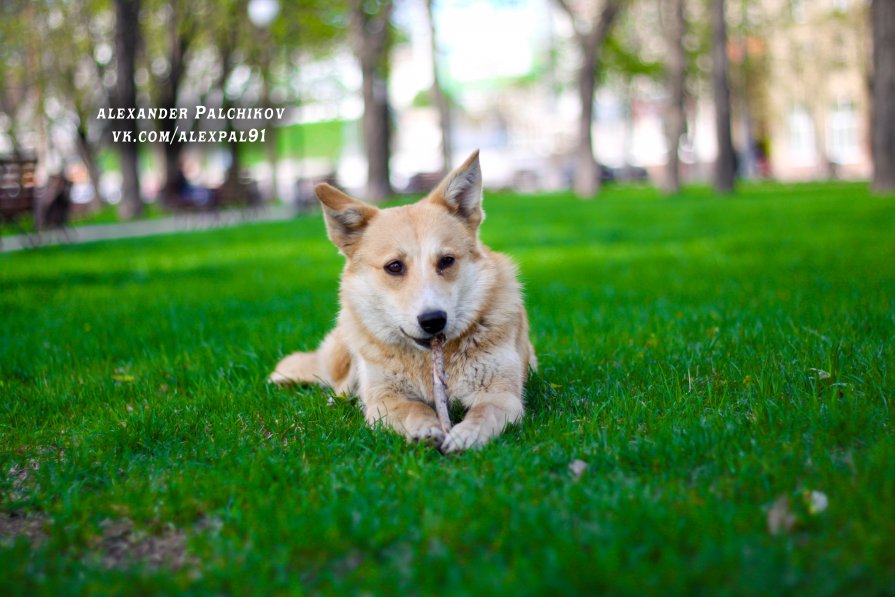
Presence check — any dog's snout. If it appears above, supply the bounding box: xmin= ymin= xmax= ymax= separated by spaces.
xmin=417 ymin=310 xmax=447 ymax=335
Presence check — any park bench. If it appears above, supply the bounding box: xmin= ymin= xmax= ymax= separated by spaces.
xmin=295 ymin=173 xmax=338 ymax=212
xmin=0 ymin=157 xmax=37 ymax=245
xmin=0 ymin=158 xmax=74 ymax=248
xmin=162 ymin=174 xmax=262 ymax=216
xmin=215 ymin=176 xmax=262 ymax=212
xmin=404 ymin=171 xmax=443 ymax=194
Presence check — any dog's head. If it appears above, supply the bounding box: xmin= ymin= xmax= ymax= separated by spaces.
xmin=315 ymin=150 xmax=493 ymax=351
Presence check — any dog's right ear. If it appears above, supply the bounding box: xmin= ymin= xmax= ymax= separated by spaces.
xmin=315 ymin=183 xmax=378 ymax=257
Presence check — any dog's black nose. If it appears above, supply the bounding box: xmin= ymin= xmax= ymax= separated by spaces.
xmin=418 ymin=310 xmax=447 ymax=335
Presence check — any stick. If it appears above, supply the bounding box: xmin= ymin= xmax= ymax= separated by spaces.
xmin=430 ymin=334 xmax=451 ymax=433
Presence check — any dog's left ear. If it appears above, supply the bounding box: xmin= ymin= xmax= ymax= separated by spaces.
xmin=430 ymin=150 xmax=484 ymax=230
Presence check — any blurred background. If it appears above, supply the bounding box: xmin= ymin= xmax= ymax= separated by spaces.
xmin=0 ymin=0 xmax=892 ymax=227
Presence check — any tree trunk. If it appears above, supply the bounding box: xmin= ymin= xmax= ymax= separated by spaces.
xmin=554 ymin=0 xmax=622 ymax=199
xmin=574 ymin=42 xmax=599 ymax=198
xmin=812 ymin=108 xmax=834 ymax=179
xmin=266 ymin=121 xmax=279 ymax=202
xmin=226 ymin=137 xmax=241 ymax=195
xmin=872 ymin=0 xmax=895 ymax=194
xmin=711 ymin=0 xmax=735 ymax=194
xmin=69 ymin=74 xmax=105 ymax=211
xmin=216 ymin=16 xmax=240 ymax=204
xmin=159 ymin=1 xmax=192 ymax=206
xmin=664 ymin=0 xmax=686 ymax=194
xmin=350 ymin=0 xmax=393 ymax=202
xmin=75 ymin=124 xmax=104 ymax=211
xmin=261 ymin=44 xmax=278 ymax=203
xmin=162 ymin=142 xmax=184 ymax=204
xmin=426 ymin=0 xmax=452 ymax=176
xmin=114 ymin=0 xmax=143 ymax=219
xmin=224 ymin=111 xmax=241 ymax=196
xmin=361 ymin=65 xmax=392 ymax=201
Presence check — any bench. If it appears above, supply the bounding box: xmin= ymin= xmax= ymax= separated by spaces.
xmin=0 ymin=157 xmax=37 ymax=235
xmin=1 ymin=159 xmax=76 ymax=248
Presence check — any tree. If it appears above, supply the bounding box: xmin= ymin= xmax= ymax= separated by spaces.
xmin=711 ymin=0 xmax=735 ymax=193
xmin=349 ymin=0 xmax=393 ymax=202
xmin=871 ymin=0 xmax=895 ymax=194
xmin=0 ymin=3 xmax=30 ymax=156
xmin=600 ymin=4 xmax=663 ymax=177
xmin=114 ymin=0 xmax=143 ymax=218
xmin=53 ymin=0 xmax=119 ymax=210
xmin=143 ymin=0 xmax=202 ymax=205
xmin=190 ymin=0 xmax=341 ymax=203
xmin=425 ymin=0 xmax=452 ymax=177
xmin=52 ymin=42 xmax=107 ymax=210
xmin=662 ymin=0 xmax=686 ymax=194
xmin=554 ymin=0 xmax=625 ymax=199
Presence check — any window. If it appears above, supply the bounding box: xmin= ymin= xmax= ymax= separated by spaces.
xmin=827 ymin=100 xmax=859 ymax=164
xmin=791 ymin=0 xmax=806 ymax=22
xmin=789 ymin=105 xmax=816 ymax=165
xmin=832 ymin=33 xmax=848 ymax=68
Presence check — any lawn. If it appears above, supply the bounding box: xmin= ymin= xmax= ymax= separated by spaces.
xmin=1 ymin=183 xmax=893 ymax=594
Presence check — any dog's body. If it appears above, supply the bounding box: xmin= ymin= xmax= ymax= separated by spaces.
xmin=270 ymin=151 xmax=535 ymax=452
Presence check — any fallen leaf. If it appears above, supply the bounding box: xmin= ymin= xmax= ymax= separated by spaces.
xmin=767 ymin=496 xmax=796 ymax=536
xmin=804 ymin=490 xmax=828 ymax=515
xmin=809 ymin=368 xmax=831 ymax=380
xmin=569 ymin=459 xmax=588 ymax=479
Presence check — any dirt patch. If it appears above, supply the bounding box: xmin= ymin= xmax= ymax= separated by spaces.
xmin=5 ymin=460 xmax=40 ymax=502
xmin=4 ymin=453 xmax=216 ymax=573
xmin=5 ymin=446 xmax=65 ymax=502
xmin=1 ymin=513 xmax=217 ymax=572
xmin=0 ymin=511 xmax=50 ymax=545
xmin=92 ymin=518 xmax=198 ymax=571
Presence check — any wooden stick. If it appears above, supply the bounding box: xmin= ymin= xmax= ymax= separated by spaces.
xmin=430 ymin=334 xmax=452 ymax=433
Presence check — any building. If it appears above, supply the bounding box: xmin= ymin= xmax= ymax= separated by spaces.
xmin=762 ymin=0 xmax=872 ymax=180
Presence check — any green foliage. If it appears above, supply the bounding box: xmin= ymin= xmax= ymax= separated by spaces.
xmin=410 ymin=87 xmax=460 ymax=109
xmin=240 ymin=119 xmax=348 ymax=166
xmin=281 ymin=120 xmax=346 ymax=161
xmin=601 ymin=29 xmax=664 ymax=83
xmin=271 ymin=0 xmax=346 ymax=51
xmin=1 ymin=183 xmax=894 ymax=593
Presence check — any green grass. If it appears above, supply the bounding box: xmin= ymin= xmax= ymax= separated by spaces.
xmin=1 ymin=182 xmax=893 ymax=594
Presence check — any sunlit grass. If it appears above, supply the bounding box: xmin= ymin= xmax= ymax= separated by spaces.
xmin=1 ymin=182 xmax=893 ymax=594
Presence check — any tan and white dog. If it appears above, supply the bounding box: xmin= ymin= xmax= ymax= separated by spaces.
xmin=270 ymin=151 xmax=536 ymax=452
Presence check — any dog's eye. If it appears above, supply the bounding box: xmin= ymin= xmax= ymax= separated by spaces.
xmin=384 ymin=260 xmax=405 ymax=275
xmin=437 ymin=255 xmax=455 ymax=271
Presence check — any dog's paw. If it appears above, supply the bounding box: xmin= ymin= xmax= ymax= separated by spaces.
xmin=407 ymin=425 xmax=446 ymax=446
xmin=268 ymin=370 xmax=292 ymax=385
xmin=440 ymin=421 xmax=490 ymax=453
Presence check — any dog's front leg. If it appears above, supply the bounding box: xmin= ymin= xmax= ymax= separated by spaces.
xmin=441 ymin=392 xmax=523 ymax=453
xmin=364 ymin=391 xmax=446 ymax=444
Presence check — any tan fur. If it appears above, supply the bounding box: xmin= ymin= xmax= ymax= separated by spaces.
xmin=270 ymin=150 xmax=536 ymax=452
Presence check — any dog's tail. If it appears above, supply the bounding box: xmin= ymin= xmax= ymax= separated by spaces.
xmin=528 ymin=342 xmax=538 ymax=372
xmin=268 ymin=350 xmax=321 ymax=385
xmin=268 ymin=329 xmax=354 ymax=392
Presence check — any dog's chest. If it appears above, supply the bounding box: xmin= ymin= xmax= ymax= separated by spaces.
xmin=359 ymin=331 xmax=514 ymax=404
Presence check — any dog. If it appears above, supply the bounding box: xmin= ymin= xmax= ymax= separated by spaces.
xmin=270 ymin=150 xmax=536 ymax=452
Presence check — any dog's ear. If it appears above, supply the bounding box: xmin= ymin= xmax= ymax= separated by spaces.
xmin=430 ymin=150 xmax=484 ymax=230
xmin=315 ymin=183 xmax=378 ymax=256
